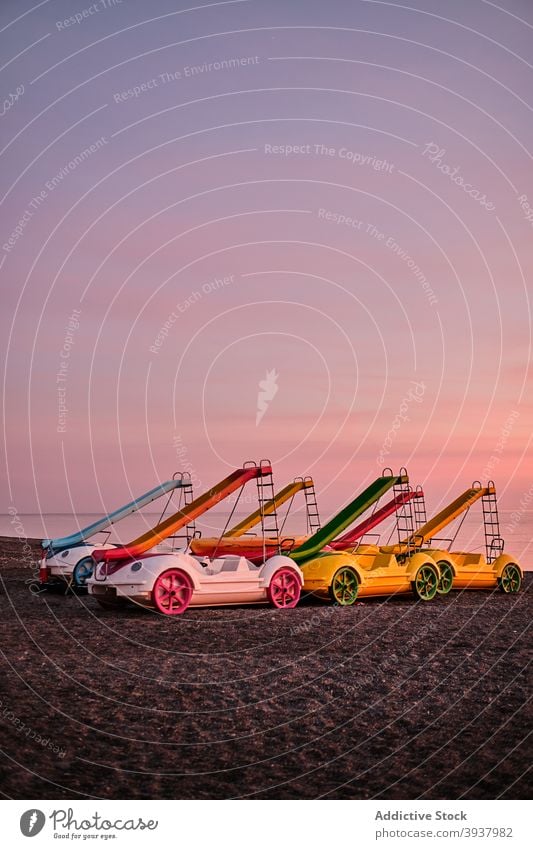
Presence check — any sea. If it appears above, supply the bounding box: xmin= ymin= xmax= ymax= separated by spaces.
xmin=1 ymin=509 xmax=531 ymax=569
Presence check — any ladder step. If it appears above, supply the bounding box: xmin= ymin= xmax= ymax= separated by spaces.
xmin=482 ymin=485 xmax=502 ymax=561
xmin=257 ymin=473 xmax=280 ymax=547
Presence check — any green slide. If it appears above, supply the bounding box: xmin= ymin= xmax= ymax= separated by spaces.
xmin=289 ymin=473 xmax=404 ymax=565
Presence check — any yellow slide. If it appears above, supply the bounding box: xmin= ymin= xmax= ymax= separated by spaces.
xmin=224 ymin=477 xmax=316 ymax=537
xmin=394 ymin=483 xmax=488 ymax=552
xmin=190 ymin=477 xmax=319 ymax=563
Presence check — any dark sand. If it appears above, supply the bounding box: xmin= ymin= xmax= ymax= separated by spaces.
xmin=0 ymin=536 xmax=530 ymax=800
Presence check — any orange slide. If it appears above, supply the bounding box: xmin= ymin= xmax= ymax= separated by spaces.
xmin=93 ymin=462 xmax=273 ymax=563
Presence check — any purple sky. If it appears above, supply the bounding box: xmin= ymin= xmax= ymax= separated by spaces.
xmin=1 ymin=0 xmax=532 ymax=517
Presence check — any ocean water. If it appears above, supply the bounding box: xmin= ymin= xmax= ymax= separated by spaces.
xmin=2 ymin=508 xmax=531 ymax=569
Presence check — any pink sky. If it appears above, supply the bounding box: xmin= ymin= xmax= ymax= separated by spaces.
xmin=1 ymin=0 xmax=532 ymax=516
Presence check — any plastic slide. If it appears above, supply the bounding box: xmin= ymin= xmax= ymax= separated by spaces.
xmin=224 ymin=477 xmax=316 ymax=537
xmin=328 ymin=487 xmax=423 ymax=551
xmin=190 ymin=477 xmax=318 ymax=562
xmin=390 ymin=483 xmax=489 ymax=553
xmin=289 ymin=473 xmax=406 ymax=565
xmin=42 ymin=474 xmax=193 ymax=554
xmin=94 ymin=463 xmax=273 ymax=563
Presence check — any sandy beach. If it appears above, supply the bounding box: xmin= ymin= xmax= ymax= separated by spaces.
xmin=0 ymin=535 xmax=530 ymax=800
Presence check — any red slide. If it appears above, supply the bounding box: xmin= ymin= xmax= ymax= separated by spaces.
xmin=328 ymin=489 xmax=423 ymax=550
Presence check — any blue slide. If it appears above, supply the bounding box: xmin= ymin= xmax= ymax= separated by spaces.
xmin=42 ymin=475 xmax=192 ymax=554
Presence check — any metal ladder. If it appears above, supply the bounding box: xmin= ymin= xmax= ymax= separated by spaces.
xmin=303 ymin=476 xmax=321 ymax=534
xmin=482 ymin=481 xmax=505 ymax=563
xmin=162 ymin=472 xmax=195 ymax=550
xmin=180 ymin=472 xmax=196 ymax=544
xmin=393 ymin=471 xmax=416 ymax=549
xmin=373 ymin=467 xmax=394 ymax=517
xmin=256 ymin=459 xmax=280 ymax=539
xmin=412 ymin=485 xmax=428 ymax=542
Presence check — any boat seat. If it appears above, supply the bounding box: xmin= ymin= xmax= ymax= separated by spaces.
xmin=191 ymin=559 xmax=213 ymax=574
xmin=219 ymin=559 xmax=242 ymax=572
xmin=455 ymin=552 xmax=484 ymax=565
xmin=356 ymin=544 xmax=380 ymax=554
xmin=207 ymin=556 xmax=251 ymax=574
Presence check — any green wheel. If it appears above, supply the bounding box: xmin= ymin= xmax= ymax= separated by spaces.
xmin=436 ymin=560 xmax=454 ymax=595
xmin=412 ymin=563 xmax=438 ymax=601
xmin=329 ymin=566 xmax=359 ymax=606
xmin=498 ymin=564 xmax=522 ymax=594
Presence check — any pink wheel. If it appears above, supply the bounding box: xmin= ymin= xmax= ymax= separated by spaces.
xmin=267 ymin=568 xmax=301 ymax=609
xmin=152 ymin=568 xmax=193 ymax=615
